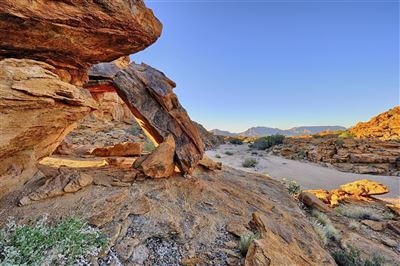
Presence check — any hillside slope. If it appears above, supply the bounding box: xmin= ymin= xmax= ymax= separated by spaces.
xmin=349 ymin=106 xmax=400 ymax=140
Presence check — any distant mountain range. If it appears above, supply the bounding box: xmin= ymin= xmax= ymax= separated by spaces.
xmin=211 ymin=126 xmax=346 ymax=137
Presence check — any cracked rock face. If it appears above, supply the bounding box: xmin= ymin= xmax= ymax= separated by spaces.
xmin=0 ymin=58 xmax=97 ymax=197
xmin=0 ymin=0 xmax=162 ymax=85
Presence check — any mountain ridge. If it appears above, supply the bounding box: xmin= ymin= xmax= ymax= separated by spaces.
xmin=211 ymin=125 xmax=346 ymax=137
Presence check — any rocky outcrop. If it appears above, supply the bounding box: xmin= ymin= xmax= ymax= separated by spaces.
xmin=0 ymin=59 xmax=96 ymax=197
xmin=19 ymin=169 xmax=93 ymax=206
xmin=272 ymin=136 xmax=400 ymax=176
xmin=0 ymin=164 xmax=335 ymax=265
xmin=0 ymin=0 xmax=162 ymax=85
xmin=306 ymin=179 xmax=389 ymax=206
xmin=87 ymin=61 xmax=204 ymax=173
xmin=349 ymin=106 xmax=400 ymax=140
xmin=134 ymin=135 xmax=176 ymax=178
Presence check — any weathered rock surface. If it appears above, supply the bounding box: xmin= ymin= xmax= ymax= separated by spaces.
xmin=0 ymin=0 xmax=162 ymax=85
xmin=348 ymin=106 xmax=400 ymax=140
xmin=87 ymin=61 xmax=204 ymax=173
xmin=306 ymin=179 xmax=389 ymax=206
xmin=298 ymin=191 xmax=330 ymax=212
xmin=0 ymin=59 xmax=96 ymax=197
xmin=134 ymin=135 xmax=176 ymax=178
xmin=19 ymin=169 xmax=93 ymax=205
xmin=91 ymin=142 xmax=143 ymax=157
xmin=90 ymin=91 xmax=135 ymax=123
xmin=272 ymin=136 xmax=400 ymax=176
xmin=0 ymin=165 xmax=335 ymax=265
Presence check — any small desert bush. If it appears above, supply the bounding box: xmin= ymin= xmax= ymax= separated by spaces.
xmin=242 ymin=158 xmax=258 ymax=168
xmin=0 ymin=217 xmax=107 ymax=265
xmin=282 ymin=178 xmax=302 ymax=195
xmin=338 ymin=131 xmax=354 ymax=139
xmin=224 ymin=151 xmax=234 ymax=156
xmin=229 ymin=138 xmax=243 ymax=145
xmin=215 ymin=154 xmax=221 ymax=158
xmin=239 ymin=232 xmax=260 ymax=256
xmin=335 ymin=205 xmax=395 ymax=221
xmin=310 ymin=210 xmax=340 ymax=244
xmin=143 ymin=141 xmax=156 ymax=152
xmin=251 ymin=135 xmax=285 ymax=150
xmin=332 ymin=246 xmax=385 ymax=266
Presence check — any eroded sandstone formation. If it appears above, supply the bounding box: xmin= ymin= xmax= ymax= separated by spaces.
xmin=87 ymin=61 xmax=204 ymax=173
xmin=0 ymin=0 xmax=162 ymax=85
xmin=0 ymin=59 xmax=97 ymax=196
xmin=349 ymin=106 xmax=400 ymax=140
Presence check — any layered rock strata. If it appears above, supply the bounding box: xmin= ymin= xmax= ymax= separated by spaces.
xmin=0 ymin=59 xmax=96 ymax=196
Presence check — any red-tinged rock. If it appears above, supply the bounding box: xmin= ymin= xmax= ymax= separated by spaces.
xmin=0 ymin=0 xmax=162 ymax=85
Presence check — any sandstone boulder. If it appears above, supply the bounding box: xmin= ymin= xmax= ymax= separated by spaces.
xmin=198 ymin=155 xmax=222 ymax=170
xmin=298 ymin=191 xmax=330 ymax=212
xmin=305 ymin=179 xmax=389 ymax=206
xmin=134 ymin=135 xmax=176 ymax=178
xmin=91 ymin=142 xmax=143 ymax=157
xmin=340 ymin=179 xmax=389 ymax=196
xmin=0 ymin=59 xmax=96 ymax=197
xmin=0 ymin=0 xmax=162 ymax=85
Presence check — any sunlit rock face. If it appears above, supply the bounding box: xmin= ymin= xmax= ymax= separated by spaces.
xmin=348 ymin=106 xmax=400 ymax=141
xmin=0 ymin=0 xmax=162 ymax=85
xmin=0 ymin=59 xmax=97 ymax=197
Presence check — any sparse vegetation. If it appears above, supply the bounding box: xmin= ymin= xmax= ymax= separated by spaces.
xmin=310 ymin=210 xmax=340 ymax=245
xmin=338 ymin=131 xmax=354 ymax=139
xmin=282 ymin=178 xmax=302 ymax=195
xmin=0 ymin=217 xmax=107 ymax=265
xmin=239 ymin=232 xmax=260 ymax=256
xmin=332 ymin=246 xmax=385 ymax=266
xmin=143 ymin=141 xmax=156 ymax=152
xmin=250 ymin=135 xmax=285 ymax=150
xmin=242 ymin=158 xmax=258 ymax=168
xmin=335 ymin=205 xmax=395 ymax=221
xmin=215 ymin=154 xmax=221 ymax=158
xmin=224 ymin=151 xmax=234 ymax=156
xmin=229 ymin=138 xmax=243 ymax=145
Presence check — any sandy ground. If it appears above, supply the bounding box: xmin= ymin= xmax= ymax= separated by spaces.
xmin=206 ymin=144 xmax=400 ymax=199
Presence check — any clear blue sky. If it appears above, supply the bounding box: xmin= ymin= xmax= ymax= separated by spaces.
xmin=133 ymin=0 xmax=399 ymax=132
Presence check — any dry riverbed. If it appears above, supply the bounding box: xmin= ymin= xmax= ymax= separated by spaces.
xmin=206 ymin=143 xmax=400 ymax=199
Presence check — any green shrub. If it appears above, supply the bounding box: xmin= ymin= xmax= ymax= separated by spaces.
xmin=242 ymin=158 xmax=258 ymax=168
xmin=229 ymin=138 xmax=243 ymax=145
xmin=338 ymin=132 xmax=354 ymax=139
xmin=281 ymin=178 xmax=302 ymax=195
xmin=143 ymin=141 xmax=156 ymax=152
xmin=238 ymin=232 xmax=260 ymax=256
xmin=215 ymin=154 xmax=221 ymax=158
xmin=335 ymin=205 xmax=394 ymax=221
xmin=0 ymin=217 xmax=107 ymax=265
xmin=224 ymin=151 xmax=234 ymax=156
xmin=332 ymin=246 xmax=385 ymax=266
xmin=251 ymin=135 xmax=285 ymax=150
